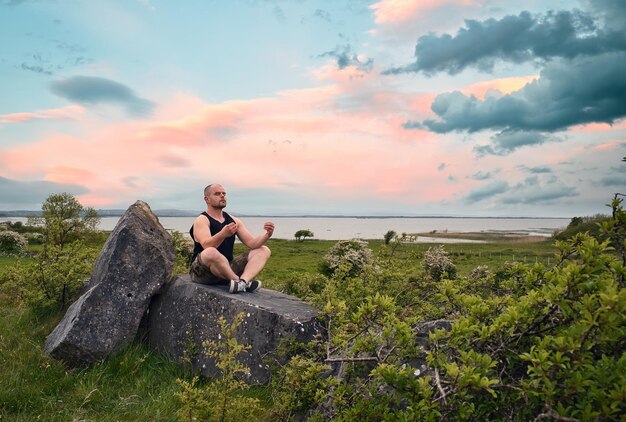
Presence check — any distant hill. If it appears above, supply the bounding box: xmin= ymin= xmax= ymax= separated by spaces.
xmin=0 ymin=209 xmax=569 ymax=219
xmin=0 ymin=210 xmax=42 ymax=217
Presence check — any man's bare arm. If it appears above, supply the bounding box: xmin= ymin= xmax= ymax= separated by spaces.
xmin=193 ymin=215 xmax=238 ymax=249
xmin=234 ymin=217 xmax=274 ymax=249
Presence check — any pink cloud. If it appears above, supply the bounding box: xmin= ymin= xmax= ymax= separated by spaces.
xmin=46 ymin=166 xmax=97 ymax=184
xmin=370 ymin=0 xmax=474 ymax=25
xmin=0 ymin=105 xmax=85 ymax=124
xmin=140 ymin=104 xmax=244 ymax=146
xmin=0 ymin=66 xmax=500 ymax=210
xmin=572 ymin=120 xmax=626 ymax=133
xmin=75 ymin=195 xmax=120 ymax=207
xmin=588 ymin=140 xmax=626 ymax=152
xmin=369 ymin=0 xmax=481 ymax=40
xmin=461 ymin=75 xmax=538 ymax=100
xmin=313 ymin=63 xmax=372 ymax=83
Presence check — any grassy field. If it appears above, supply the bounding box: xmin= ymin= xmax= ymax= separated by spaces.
xmin=252 ymin=236 xmax=557 ymax=291
xmin=1 ymin=235 xmax=559 ymax=421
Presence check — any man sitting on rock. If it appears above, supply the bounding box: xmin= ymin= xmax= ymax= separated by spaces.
xmin=189 ymin=183 xmax=274 ymax=293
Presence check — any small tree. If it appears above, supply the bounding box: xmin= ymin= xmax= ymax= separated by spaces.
xmin=28 ymin=192 xmax=100 ymax=249
xmin=22 ymin=193 xmax=100 ymax=309
xmin=294 ymin=229 xmax=314 ymax=242
xmin=176 ymin=312 xmax=261 ymax=421
xmin=387 ymin=231 xmax=409 ymax=259
xmin=384 ymin=230 xmax=396 ymax=245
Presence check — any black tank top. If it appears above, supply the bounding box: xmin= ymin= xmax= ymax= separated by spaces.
xmin=190 ymin=211 xmax=236 ymax=263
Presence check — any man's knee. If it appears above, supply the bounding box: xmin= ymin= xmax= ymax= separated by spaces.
xmin=200 ymin=247 xmax=224 ymax=264
xmin=262 ymin=245 xmax=271 ymax=257
xmin=254 ymin=245 xmax=271 ymax=259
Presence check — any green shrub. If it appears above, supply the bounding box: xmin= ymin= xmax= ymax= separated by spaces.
xmin=0 ymin=263 xmax=39 ymax=306
xmin=1 ymin=194 xmax=102 ymax=310
xmin=170 ymin=230 xmax=193 ymax=274
xmin=282 ymin=271 xmax=328 ymax=302
xmin=24 ymin=232 xmax=44 ymax=245
xmin=0 ymin=241 xmax=98 ymax=309
xmin=0 ymin=231 xmax=28 ymax=255
xmin=553 ymin=215 xmax=609 ymax=241
xmin=275 ymin=197 xmax=626 ymax=421
xmin=270 ymin=355 xmax=335 ymax=421
xmin=175 ymin=312 xmax=262 ymax=421
xmin=0 ymin=220 xmax=33 ymax=233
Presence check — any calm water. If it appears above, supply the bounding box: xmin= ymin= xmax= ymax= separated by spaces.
xmin=1 ymin=216 xmax=569 ymax=241
xmin=2 ymin=216 xmax=567 ymax=242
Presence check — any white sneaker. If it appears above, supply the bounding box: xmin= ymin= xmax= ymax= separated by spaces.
xmin=229 ymin=279 xmax=246 ymax=293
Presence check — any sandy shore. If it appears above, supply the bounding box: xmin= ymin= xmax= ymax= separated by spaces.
xmin=412 ymin=231 xmax=551 ymax=243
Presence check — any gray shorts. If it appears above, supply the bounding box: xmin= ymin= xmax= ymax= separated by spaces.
xmin=189 ymin=251 xmax=249 ymax=284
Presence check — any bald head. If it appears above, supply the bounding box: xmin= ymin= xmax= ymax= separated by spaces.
xmin=204 ymin=184 xmax=227 ymax=209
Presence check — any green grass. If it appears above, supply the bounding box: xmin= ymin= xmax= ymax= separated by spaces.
xmin=0 ymin=255 xmax=35 ymax=269
xmin=1 ymin=236 xmax=559 ymax=420
xmin=242 ymin=239 xmax=332 ymax=286
xmin=392 ymin=239 xmax=557 ymax=274
xmin=0 ymin=305 xmax=184 ymax=421
xmin=249 ymin=238 xmax=557 ymax=291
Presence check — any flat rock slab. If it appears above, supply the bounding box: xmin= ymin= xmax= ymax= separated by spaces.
xmin=146 ymin=275 xmax=320 ymax=384
xmin=45 ymin=200 xmax=175 ymax=366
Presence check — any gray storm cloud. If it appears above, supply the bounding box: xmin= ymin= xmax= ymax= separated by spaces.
xmin=398 ymin=1 xmax=626 ymax=157
xmin=464 ymin=176 xmax=578 ymax=205
xmin=473 ymin=131 xmax=554 ymax=156
xmin=387 ymin=8 xmax=626 ymax=75
xmin=414 ymin=52 xmax=626 ymax=134
xmin=464 ymin=180 xmax=509 ymax=204
xmin=499 ymin=177 xmax=578 ymax=204
xmin=50 ymin=76 xmax=155 ymax=117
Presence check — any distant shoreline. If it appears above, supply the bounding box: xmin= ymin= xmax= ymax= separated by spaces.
xmin=1 ymin=215 xmax=568 ymax=241
xmin=0 ymin=211 xmax=569 ymax=219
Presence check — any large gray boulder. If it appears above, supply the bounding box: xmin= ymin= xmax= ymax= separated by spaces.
xmin=146 ymin=275 xmax=320 ymax=384
xmin=45 ymin=200 xmax=175 ymax=366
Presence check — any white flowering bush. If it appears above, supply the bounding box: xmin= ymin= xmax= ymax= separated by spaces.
xmin=323 ymin=239 xmax=373 ymax=277
xmin=0 ymin=230 xmax=28 ymax=255
xmin=421 ymin=244 xmax=457 ymax=281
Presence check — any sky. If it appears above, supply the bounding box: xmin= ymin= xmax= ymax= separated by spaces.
xmin=1 ymin=0 xmax=625 ymax=217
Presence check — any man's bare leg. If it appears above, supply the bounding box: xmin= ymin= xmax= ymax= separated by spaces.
xmin=199 ymin=247 xmax=239 ymax=280
xmin=240 ymin=245 xmax=271 ymax=282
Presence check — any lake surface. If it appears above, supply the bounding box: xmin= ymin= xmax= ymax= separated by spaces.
xmin=2 ymin=216 xmax=569 ymax=241
xmin=166 ymin=216 xmax=569 ymax=241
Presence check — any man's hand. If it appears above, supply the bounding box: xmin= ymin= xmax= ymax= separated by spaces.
xmin=222 ymin=222 xmax=238 ymax=236
xmin=264 ymin=222 xmax=275 ymax=238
